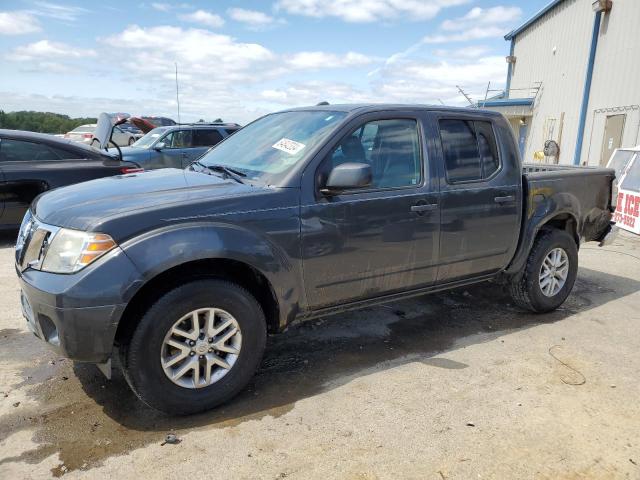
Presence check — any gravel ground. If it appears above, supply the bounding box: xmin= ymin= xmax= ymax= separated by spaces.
xmin=0 ymin=231 xmax=639 ymax=479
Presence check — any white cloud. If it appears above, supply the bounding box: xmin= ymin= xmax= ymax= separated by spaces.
xmin=151 ymin=2 xmax=193 ymax=12
xmin=7 ymin=40 xmax=97 ymax=61
xmin=441 ymin=6 xmax=521 ymax=31
xmin=286 ymin=51 xmax=373 ymax=69
xmin=432 ymin=45 xmax=492 ymax=59
xmin=151 ymin=2 xmax=172 ymax=12
xmin=30 ymin=1 xmax=89 ymax=22
xmin=275 ymin=0 xmax=470 ymax=23
xmin=227 ymin=8 xmax=276 ymax=26
xmin=424 ymin=26 xmax=507 ymax=43
xmin=0 ymin=11 xmax=41 ymax=35
xmin=424 ymin=5 xmax=522 ymax=43
xmin=179 ymin=10 xmax=225 ymax=28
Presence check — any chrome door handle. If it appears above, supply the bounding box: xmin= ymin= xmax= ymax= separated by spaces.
xmin=411 ymin=203 xmax=438 ymax=213
xmin=494 ymin=195 xmax=515 ymax=204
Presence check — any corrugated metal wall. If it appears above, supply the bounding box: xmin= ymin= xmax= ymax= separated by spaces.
xmin=510 ymin=0 xmax=592 ymax=164
xmin=581 ymin=0 xmax=640 ymax=165
xmin=509 ymin=0 xmax=640 ymax=165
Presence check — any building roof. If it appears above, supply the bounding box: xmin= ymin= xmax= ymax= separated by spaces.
xmin=477 ymin=98 xmax=535 ymax=108
xmin=504 ymin=0 xmax=567 ymax=40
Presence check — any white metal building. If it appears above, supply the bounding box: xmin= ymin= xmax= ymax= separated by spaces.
xmin=479 ymin=0 xmax=640 ymax=166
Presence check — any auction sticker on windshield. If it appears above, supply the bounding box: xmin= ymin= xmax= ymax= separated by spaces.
xmin=272 ymin=138 xmax=306 ymax=155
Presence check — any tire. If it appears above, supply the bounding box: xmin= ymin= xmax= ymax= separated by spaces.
xmin=509 ymin=229 xmax=578 ymax=313
xmin=123 ymin=279 xmax=267 ymax=415
xmin=128 ymin=137 xmax=135 ymax=146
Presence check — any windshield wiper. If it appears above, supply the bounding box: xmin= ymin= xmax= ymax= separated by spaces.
xmin=192 ymin=161 xmax=246 ymax=184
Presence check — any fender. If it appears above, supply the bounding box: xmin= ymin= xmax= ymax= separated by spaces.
xmin=119 ymin=221 xmax=304 ymax=327
xmin=505 ymin=188 xmax=581 ymax=276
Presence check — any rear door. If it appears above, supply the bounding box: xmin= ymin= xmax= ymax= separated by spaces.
xmin=183 ymin=128 xmax=224 ymax=167
xmin=431 ymin=113 xmax=522 ymax=283
xmin=0 ymin=138 xmax=127 ymax=227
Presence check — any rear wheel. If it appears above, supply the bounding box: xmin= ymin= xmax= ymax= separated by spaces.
xmin=122 ymin=279 xmax=266 ymax=415
xmin=509 ymin=229 xmax=578 ymax=313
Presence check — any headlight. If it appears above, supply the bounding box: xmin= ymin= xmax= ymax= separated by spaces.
xmin=41 ymin=229 xmax=117 ymax=273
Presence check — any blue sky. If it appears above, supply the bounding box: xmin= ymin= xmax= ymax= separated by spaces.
xmin=0 ymin=0 xmax=549 ymax=124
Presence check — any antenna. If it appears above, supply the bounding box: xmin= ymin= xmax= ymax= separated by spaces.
xmin=456 ymin=85 xmax=475 ymax=107
xmin=175 ymin=62 xmax=181 ymax=124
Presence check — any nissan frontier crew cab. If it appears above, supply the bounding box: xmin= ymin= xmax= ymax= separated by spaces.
xmin=16 ymin=105 xmax=617 ymax=415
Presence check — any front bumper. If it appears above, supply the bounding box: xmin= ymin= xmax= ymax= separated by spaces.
xmin=17 ymin=247 xmax=141 ymax=363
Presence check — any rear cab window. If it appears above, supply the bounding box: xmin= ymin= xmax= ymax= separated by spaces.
xmin=439 ymin=119 xmax=500 ymax=183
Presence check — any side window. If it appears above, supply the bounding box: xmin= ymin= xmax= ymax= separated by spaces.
xmin=50 ymin=146 xmax=84 ymax=159
xmin=439 ymin=119 xmax=500 ymax=183
xmin=193 ymin=129 xmax=223 ymax=147
xmin=475 ymin=121 xmax=499 ymax=178
xmin=163 ymin=130 xmax=192 ymax=148
xmin=225 ymin=128 xmax=238 ymax=136
xmin=0 ymin=139 xmax=61 ymax=162
xmin=325 ymin=118 xmax=421 ymax=190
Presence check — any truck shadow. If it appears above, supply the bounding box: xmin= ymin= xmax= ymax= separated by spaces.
xmin=76 ymin=266 xmax=637 ymax=428
xmin=1 ymin=266 xmax=637 ymax=476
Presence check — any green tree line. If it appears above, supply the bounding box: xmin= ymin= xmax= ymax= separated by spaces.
xmin=0 ymin=111 xmax=97 ymax=134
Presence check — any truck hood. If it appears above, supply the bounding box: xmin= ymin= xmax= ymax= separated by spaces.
xmin=33 ymin=168 xmax=264 ymax=234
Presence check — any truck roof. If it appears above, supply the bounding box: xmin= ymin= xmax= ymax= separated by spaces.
xmin=280 ymin=103 xmax=503 ymax=117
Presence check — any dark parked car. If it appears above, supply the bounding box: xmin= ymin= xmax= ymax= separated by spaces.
xmin=118 ymin=123 xmax=241 ymax=169
xmin=16 ymin=105 xmax=616 ymax=414
xmin=0 ymin=129 xmax=141 ymax=229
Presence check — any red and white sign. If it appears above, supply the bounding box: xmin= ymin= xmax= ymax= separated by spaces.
xmin=613 ymin=190 xmax=640 ymax=234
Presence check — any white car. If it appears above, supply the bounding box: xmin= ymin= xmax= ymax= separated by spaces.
xmin=65 ymin=124 xmax=137 ymax=147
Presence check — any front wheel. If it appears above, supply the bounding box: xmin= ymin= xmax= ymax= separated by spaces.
xmin=123 ymin=279 xmax=266 ymax=415
xmin=509 ymin=229 xmax=578 ymax=313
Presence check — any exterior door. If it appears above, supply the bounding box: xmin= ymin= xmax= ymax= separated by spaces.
xmin=0 ymin=138 xmax=124 ymax=227
xmin=158 ymin=129 xmax=193 ymax=169
xmin=434 ymin=115 xmax=521 ymax=283
xmin=301 ymin=115 xmax=440 ymax=309
xmin=600 ymin=114 xmax=626 ymax=166
xmin=518 ymin=122 xmax=528 ymax=158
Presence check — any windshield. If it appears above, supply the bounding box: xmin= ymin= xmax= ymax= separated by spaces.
xmin=197 ymin=110 xmax=347 ymax=184
xmin=620 ymin=154 xmax=640 ymax=192
xmin=608 ymin=150 xmax=636 ymax=183
xmin=131 ymin=127 xmax=169 ymax=148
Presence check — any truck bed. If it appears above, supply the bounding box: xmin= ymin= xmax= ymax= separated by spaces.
xmin=521 ymin=162 xmax=615 ymax=243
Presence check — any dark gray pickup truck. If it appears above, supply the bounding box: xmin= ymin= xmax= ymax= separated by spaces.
xmin=15 ymin=104 xmax=616 ymax=414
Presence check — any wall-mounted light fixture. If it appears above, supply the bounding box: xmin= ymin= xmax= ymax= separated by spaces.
xmin=592 ymin=0 xmax=612 ymax=12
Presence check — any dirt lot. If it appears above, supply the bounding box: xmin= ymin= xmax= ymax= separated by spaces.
xmin=0 ymin=231 xmax=639 ymax=479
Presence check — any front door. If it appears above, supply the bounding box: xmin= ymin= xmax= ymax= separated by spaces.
xmin=157 ymin=129 xmax=193 ymax=169
xmin=600 ymin=114 xmax=626 ymax=166
xmin=301 ymin=115 xmax=440 ymax=309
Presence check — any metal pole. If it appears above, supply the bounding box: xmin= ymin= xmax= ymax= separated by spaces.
xmin=175 ymin=62 xmax=181 ymax=124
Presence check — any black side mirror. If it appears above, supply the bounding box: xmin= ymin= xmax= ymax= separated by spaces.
xmin=321 ymin=162 xmax=372 ymax=195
